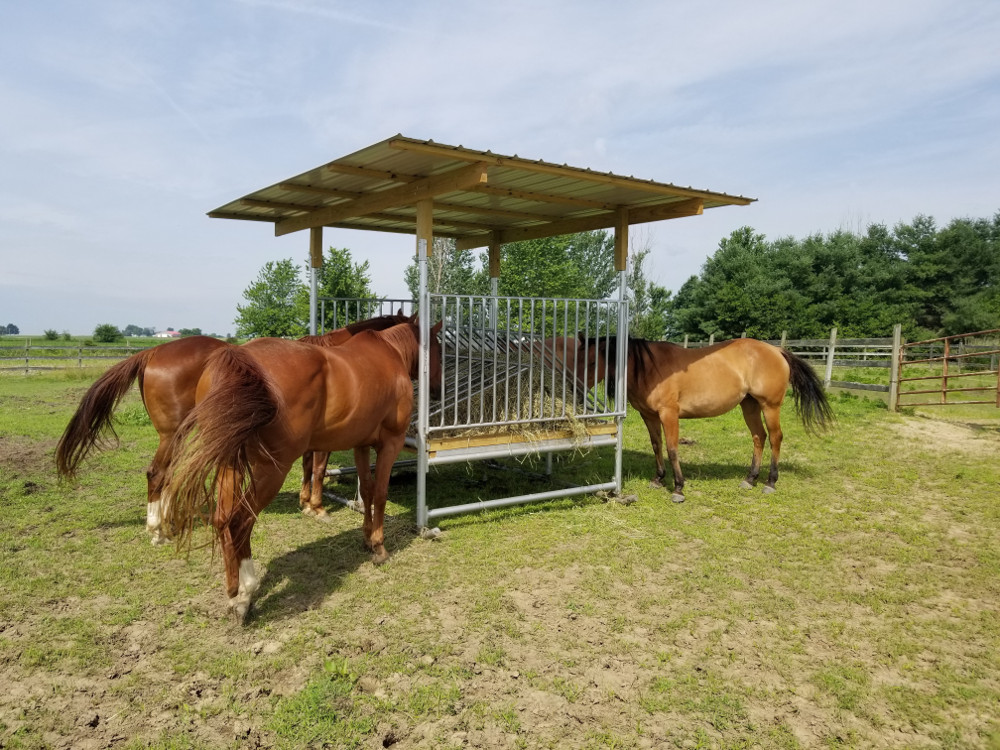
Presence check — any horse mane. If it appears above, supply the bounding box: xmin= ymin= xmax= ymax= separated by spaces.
xmin=298 ymin=314 xmax=410 ymax=348
xmin=372 ymin=322 xmax=420 ymax=371
xmin=576 ymin=333 xmax=656 ymax=385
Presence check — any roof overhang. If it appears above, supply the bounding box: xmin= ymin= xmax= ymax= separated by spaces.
xmin=209 ymin=134 xmax=755 ymax=250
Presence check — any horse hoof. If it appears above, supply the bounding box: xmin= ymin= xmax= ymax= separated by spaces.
xmin=301 ymin=506 xmax=317 ymax=518
xmin=649 ymin=480 xmax=663 ymax=490
xmin=671 ymin=493 xmax=685 ymax=504
xmin=371 ymin=548 xmax=390 ymax=566
xmin=739 ymin=480 xmax=754 ymax=490
xmin=149 ymin=533 xmax=169 ymax=546
xmin=762 ymin=485 xmax=776 ymax=495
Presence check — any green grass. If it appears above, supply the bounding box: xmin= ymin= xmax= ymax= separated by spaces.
xmin=2 ymin=374 xmax=1000 ymax=748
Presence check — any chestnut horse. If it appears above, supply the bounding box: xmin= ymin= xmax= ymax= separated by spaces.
xmin=163 ymin=320 xmax=442 ymax=622
xmin=55 ymin=314 xmax=410 ymax=542
xmin=577 ymin=336 xmax=833 ymax=502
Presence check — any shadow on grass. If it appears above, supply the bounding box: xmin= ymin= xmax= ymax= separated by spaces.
xmin=252 ymin=513 xmax=417 ymax=624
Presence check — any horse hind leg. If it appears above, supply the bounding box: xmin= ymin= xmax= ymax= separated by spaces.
xmin=739 ymin=397 xmax=767 ymax=491
xmin=146 ymin=437 xmax=173 ymax=545
xmin=216 ymin=463 xmax=287 ymax=624
xmin=761 ymin=403 xmax=784 ymax=494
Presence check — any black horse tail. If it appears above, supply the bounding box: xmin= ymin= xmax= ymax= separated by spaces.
xmin=782 ymin=349 xmax=834 ymax=434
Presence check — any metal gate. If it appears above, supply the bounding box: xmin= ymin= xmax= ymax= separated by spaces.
xmin=895 ymin=328 xmax=1000 ymax=409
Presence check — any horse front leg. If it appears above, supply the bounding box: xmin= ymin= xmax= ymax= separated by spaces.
xmin=660 ymin=408 xmax=685 ymax=503
xmin=640 ymin=412 xmax=667 ymax=489
xmin=300 ymin=451 xmax=331 ymax=520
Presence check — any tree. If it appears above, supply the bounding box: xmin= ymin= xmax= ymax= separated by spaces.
xmin=44 ymin=329 xmax=59 ymax=340
xmin=298 ymin=247 xmax=378 ymax=328
xmin=178 ymin=328 xmax=203 ymax=337
xmin=4 ymin=324 xmax=19 ymax=335
xmin=93 ymin=324 xmax=123 ymax=343
xmin=403 ymin=238 xmax=481 ymax=298
xmin=235 ymin=258 xmax=305 ymax=338
xmin=627 ymin=246 xmax=673 ymax=339
xmin=123 ymin=324 xmax=154 ymax=337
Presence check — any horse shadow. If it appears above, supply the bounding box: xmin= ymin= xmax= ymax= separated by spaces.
xmin=249 ymin=488 xmax=417 ymax=624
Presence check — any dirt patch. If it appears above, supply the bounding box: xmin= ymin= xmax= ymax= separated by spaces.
xmin=0 ymin=435 xmax=57 ymax=480
xmin=887 ymin=415 xmax=1000 ymax=456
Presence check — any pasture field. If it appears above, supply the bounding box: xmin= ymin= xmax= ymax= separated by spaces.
xmin=1 ymin=371 xmax=999 ymax=749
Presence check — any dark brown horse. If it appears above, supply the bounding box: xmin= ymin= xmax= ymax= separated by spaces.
xmin=577 ymin=336 xmax=832 ymax=502
xmin=163 ymin=320 xmax=442 ymax=622
xmin=55 ymin=314 xmax=411 ymax=542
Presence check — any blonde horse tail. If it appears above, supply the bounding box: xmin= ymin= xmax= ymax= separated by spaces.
xmin=164 ymin=347 xmax=278 ymax=549
xmin=56 ymin=347 xmax=157 ymax=479
xmin=782 ymin=349 xmax=834 ymax=434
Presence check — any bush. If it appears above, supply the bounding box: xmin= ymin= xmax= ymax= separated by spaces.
xmin=43 ymin=330 xmax=59 ymax=341
xmin=93 ymin=324 xmax=123 ymax=343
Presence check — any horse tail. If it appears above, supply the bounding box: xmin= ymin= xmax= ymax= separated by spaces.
xmin=163 ymin=346 xmax=278 ymax=549
xmin=56 ymin=347 xmax=157 ymax=479
xmin=781 ymin=349 xmax=834 ymax=434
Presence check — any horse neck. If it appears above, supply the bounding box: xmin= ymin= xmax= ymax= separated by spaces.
xmin=374 ymin=324 xmax=420 ymax=376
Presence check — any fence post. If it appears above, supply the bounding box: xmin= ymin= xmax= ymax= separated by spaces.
xmin=824 ymin=327 xmax=837 ymax=388
xmin=888 ymin=324 xmax=901 ymax=412
xmin=780 ymin=330 xmax=787 ymax=349
xmin=708 ymin=333 xmax=715 ymax=346
xmin=683 ymin=334 xmax=689 ymax=349
xmin=78 ymin=347 xmax=83 ymax=368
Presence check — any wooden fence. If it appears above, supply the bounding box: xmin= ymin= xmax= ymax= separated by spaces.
xmin=0 ymin=341 xmax=154 ymax=374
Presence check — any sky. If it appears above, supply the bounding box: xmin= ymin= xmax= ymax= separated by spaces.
xmin=2 ymin=1 xmax=998 ymax=336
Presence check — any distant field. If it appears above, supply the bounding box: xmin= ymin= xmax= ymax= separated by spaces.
xmin=1 ymin=372 xmax=999 ymax=748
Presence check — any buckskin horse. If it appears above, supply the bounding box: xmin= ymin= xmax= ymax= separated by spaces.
xmin=163 ymin=320 xmax=441 ymax=623
xmin=55 ymin=313 xmax=413 ymax=542
xmin=576 ymin=336 xmax=833 ymax=502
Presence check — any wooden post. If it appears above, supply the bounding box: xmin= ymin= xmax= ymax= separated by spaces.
xmin=683 ymin=334 xmax=689 ymax=349
xmin=708 ymin=333 xmax=715 ymax=346
xmin=888 ymin=324 xmax=901 ymax=412
xmin=309 ymin=227 xmax=323 ymax=335
xmin=942 ymin=338 xmax=950 ymax=404
xmin=824 ymin=327 xmax=838 ymax=389
xmin=780 ymin=330 xmax=788 ymax=349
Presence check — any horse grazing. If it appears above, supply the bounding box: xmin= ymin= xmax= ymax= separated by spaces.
xmin=55 ymin=314 xmax=410 ymax=543
xmin=577 ymin=336 xmax=833 ymax=502
xmin=163 ymin=320 xmax=441 ymax=623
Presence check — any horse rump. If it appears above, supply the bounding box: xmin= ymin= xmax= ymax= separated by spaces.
xmin=163 ymin=346 xmax=278 ymax=548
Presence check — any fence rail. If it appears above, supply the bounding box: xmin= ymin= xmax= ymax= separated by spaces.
xmin=0 ymin=343 xmax=154 ymax=373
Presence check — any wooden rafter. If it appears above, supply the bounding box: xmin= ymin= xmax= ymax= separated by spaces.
xmin=275 ymin=162 xmax=490 ymax=237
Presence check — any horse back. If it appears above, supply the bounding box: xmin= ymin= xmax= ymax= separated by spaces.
xmin=637 ymin=338 xmax=790 ymax=417
xmin=142 ymin=336 xmax=230 ymax=434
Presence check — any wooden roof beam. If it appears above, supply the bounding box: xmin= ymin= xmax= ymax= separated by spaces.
xmin=275 ymin=162 xmax=490 ymax=237
xmin=454 ymin=198 xmax=704 ymax=251
xmin=472 ymin=184 xmax=616 ymax=211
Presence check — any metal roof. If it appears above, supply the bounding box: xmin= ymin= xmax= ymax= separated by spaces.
xmin=209 ymin=134 xmax=754 ymax=250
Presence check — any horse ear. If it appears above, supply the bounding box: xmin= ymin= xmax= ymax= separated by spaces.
xmin=431 ymin=320 xmax=443 ymax=335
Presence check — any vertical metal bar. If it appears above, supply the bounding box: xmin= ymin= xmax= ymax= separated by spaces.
xmin=504 ymin=297 xmax=511 ymax=420
xmin=615 ymin=271 xmax=628 ymax=494
xmin=527 ymin=299 xmax=535 ymax=416
xmin=416 ymin=238 xmax=430 ymax=529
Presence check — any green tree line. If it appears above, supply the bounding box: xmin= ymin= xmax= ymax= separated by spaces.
xmin=669 ymin=213 xmax=1000 ymax=341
